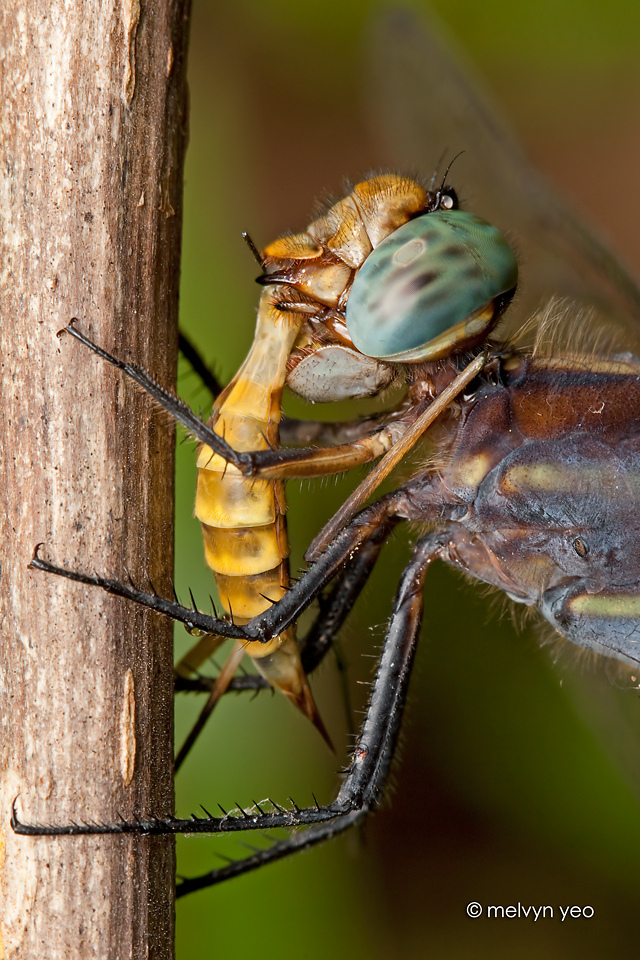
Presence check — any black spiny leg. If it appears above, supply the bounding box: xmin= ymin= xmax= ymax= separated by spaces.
xmin=173 ymin=513 xmax=399 ymax=769
xmin=63 ymin=322 xmax=251 ymax=472
xmin=175 ymin=530 xmax=440 ymax=893
xmin=301 ymin=517 xmax=396 ymax=674
xmin=65 ymin=322 xmax=412 ymax=478
xmin=26 ymin=496 xmax=407 ymax=802
xmin=177 ymin=812 xmax=365 ymax=897
xmin=14 ymin=531 xmax=443 ymax=891
xmin=29 ymin=495 xmax=403 ymax=656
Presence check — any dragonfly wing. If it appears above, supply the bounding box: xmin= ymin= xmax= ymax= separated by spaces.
xmin=364 ymin=8 xmax=640 ymax=345
xmin=364 ymin=7 xmax=640 ymax=809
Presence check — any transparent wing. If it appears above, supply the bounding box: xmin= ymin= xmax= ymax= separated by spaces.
xmin=364 ymin=7 xmax=640 ymax=812
xmin=364 ymin=7 xmax=640 ymax=346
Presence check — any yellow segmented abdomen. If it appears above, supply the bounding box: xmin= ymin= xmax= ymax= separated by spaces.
xmin=195 ymin=439 xmax=288 ymax=659
xmin=177 ymin=291 xmax=325 ymax=733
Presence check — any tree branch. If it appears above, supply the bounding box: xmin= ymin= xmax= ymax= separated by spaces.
xmin=0 ymin=2 xmax=191 ymax=956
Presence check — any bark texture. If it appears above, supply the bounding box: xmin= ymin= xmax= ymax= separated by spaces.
xmin=0 ymin=2 xmax=190 ymax=956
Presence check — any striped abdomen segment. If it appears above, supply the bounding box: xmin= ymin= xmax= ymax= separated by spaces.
xmin=180 ymin=291 xmax=324 ymax=731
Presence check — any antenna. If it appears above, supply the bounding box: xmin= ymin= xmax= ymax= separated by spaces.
xmin=438 ymin=150 xmax=466 ymax=193
xmin=241 ymin=231 xmax=264 ymax=268
xmin=431 ymin=150 xmax=466 ymax=211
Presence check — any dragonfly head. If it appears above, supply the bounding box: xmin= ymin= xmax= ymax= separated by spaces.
xmin=344 ymin=208 xmax=518 ymax=363
xmin=255 ymin=174 xmax=517 ymax=400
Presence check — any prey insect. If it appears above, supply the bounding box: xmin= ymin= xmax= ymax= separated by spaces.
xmin=14 ymin=11 xmax=640 ymax=898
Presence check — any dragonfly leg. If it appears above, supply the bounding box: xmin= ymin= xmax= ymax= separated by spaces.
xmin=30 ymin=494 xmax=406 ymax=648
xmin=63 ymin=321 xmax=253 ymax=472
xmin=301 ymin=513 xmax=397 ymax=673
xmin=66 ymin=321 xmax=419 ymax=481
xmin=17 ymin=496 xmax=436 ymax=837
xmin=15 ymin=530 xmax=440 ymax=891
xmin=173 ymin=529 xmax=440 ymax=894
xmin=179 ymin=331 xmax=223 ymax=397
xmin=177 ymin=811 xmax=365 ymax=897
xmin=173 ymin=513 xmax=399 ymax=768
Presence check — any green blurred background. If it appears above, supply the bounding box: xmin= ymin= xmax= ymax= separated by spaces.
xmin=174 ymin=1 xmax=640 ymax=956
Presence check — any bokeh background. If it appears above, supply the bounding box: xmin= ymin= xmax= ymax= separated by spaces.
xmin=173 ymin=1 xmax=640 ymax=957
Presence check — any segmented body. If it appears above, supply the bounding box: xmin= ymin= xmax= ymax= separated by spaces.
xmin=176 ymin=293 xmax=317 ymax=719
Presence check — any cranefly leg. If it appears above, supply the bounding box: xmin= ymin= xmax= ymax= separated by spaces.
xmin=174 ymin=640 xmax=246 ymax=772
xmin=13 ymin=532 xmax=440 ymax=872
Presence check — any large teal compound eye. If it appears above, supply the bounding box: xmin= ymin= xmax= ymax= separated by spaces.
xmin=345 ymin=209 xmax=518 ymax=362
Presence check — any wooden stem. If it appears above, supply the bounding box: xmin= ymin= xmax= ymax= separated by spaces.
xmin=0 ymin=1 xmax=191 ymax=956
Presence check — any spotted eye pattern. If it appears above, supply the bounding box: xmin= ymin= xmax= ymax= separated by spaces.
xmin=345 ymin=209 xmax=518 ymax=362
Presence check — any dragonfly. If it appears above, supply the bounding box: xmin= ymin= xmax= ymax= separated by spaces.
xmin=13 ymin=9 xmax=640 ymax=901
